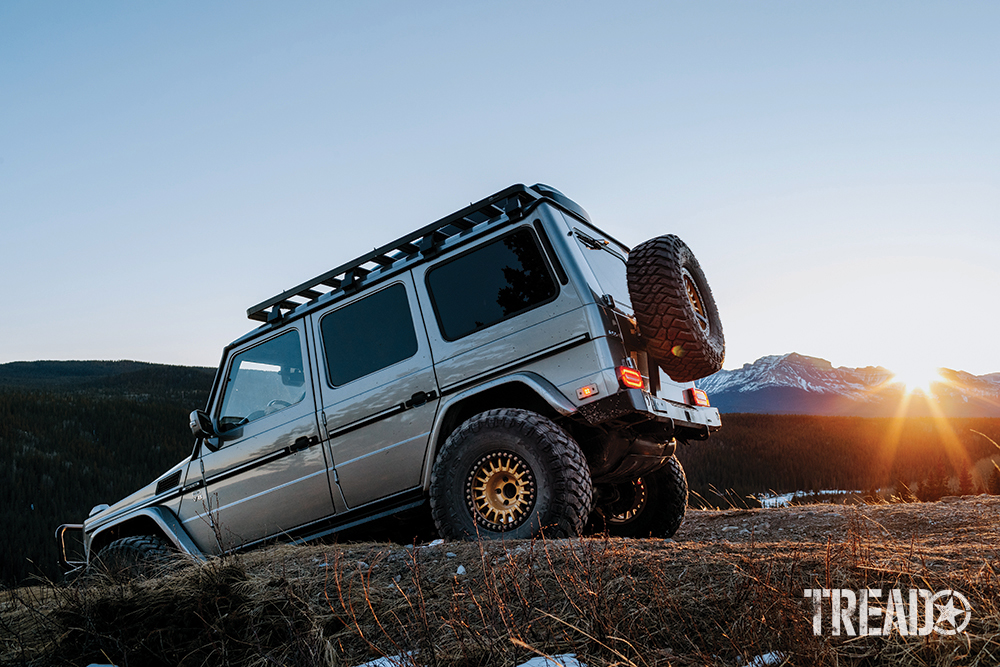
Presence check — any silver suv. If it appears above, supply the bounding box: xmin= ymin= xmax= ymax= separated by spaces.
xmin=57 ymin=184 xmax=724 ymax=573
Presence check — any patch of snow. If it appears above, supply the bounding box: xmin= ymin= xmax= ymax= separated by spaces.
xmin=756 ymin=489 xmax=862 ymax=508
xmin=737 ymin=651 xmax=786 ymax=666
xmin=354 ymin=652 xmax=416 ymax=667
xmin=756 ymin=492 xmax=796 ymax=508
xmin=405 ymin=538 xmax=446 ymax=551
xmin=516 ymin=654 xmax=587 ymax=667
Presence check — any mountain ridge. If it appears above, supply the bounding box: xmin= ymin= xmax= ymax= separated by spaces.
xmin=697 ymin=352 xmax=1000 ymax=417
xmin=0 ymin=359 xmax=215 ymax=395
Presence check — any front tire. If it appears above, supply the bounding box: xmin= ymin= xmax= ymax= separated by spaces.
xmin=95 ymin=534 xmax=174 ymax=578
xmin=430 ymin=409 xmax=593 ymax=540
xmin=606 ymin=456 xmax=688 ymax=538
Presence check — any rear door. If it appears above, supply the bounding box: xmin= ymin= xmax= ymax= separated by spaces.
xmin=416 ymin=223 xmax=588 ymax=392
xmin=310 ymin=277 xmax=439 ymax=509
xmin=182 ymin=326 xmax=334 ymax=552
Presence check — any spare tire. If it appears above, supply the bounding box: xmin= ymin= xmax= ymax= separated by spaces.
xmin=626 ymin=234 xmax=724 ymax=382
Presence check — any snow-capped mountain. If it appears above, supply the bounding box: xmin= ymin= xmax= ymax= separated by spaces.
xmin=696 ymin=353 xmax=1000 ymax=417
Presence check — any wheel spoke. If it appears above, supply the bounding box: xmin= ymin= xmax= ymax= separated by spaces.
xmin=466 ymin=451 xmax=537 ymax=531
xmin=608 ymin=478 xmax=647 ymax=524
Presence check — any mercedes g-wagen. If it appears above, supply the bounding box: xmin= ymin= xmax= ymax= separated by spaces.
xmin=58 ymin=183 xmax=724 ymax=573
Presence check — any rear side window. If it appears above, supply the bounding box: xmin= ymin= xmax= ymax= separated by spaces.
xmin=320 ymin=283 xmax=419 ymax=386
xmin=573 ymin=228 xmax=632 ymax=311
xmin=427 ymin=228 xmax=558 ymax=341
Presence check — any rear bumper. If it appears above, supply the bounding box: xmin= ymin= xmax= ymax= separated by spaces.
xmin=577 ymin=388 xmax=721 ymax=440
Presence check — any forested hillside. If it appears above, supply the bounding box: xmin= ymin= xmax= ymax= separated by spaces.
xmin=678 ymin=413 xmax=1000 ymax=506
xmin=0 ymin=362 xmax=214 ymax=584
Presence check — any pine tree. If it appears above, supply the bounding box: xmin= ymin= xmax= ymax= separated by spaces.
xmin=926 ymin=463 xmax=947 ymax=501
xmin=990 ymin=466 xmax=1000 ymax=495
xmin=958 ymin=466 xmax=973 ymax=496
xmin=916 ymin=478 xmax=929 ymax=502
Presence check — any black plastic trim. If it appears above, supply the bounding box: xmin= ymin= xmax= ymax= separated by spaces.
xmin=231 ymin=488 xmax=427 ymax=552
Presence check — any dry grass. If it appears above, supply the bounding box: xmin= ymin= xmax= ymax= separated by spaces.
xmin=3 ymin=498 xmax=1000 ymax=666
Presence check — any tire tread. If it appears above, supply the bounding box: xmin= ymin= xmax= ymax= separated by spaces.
xmin=627 ymin=235 xmax=724 ymax=382
xmin=430 ymin=408 xmax=593 ymax=540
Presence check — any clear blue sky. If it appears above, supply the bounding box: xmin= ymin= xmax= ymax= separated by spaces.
xmin=2 ymin=2 xmax=998 ymax=377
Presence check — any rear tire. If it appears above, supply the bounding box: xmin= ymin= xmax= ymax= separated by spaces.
xmin=430 ymin=409 xmax=593 ymax=540
xmin=95 ymin=534 xmax=174 ymax=578
xmin=606 ymin=456 xmax=688 ymax=538
xmin=627 ymin=234 xmax=724 ymax=382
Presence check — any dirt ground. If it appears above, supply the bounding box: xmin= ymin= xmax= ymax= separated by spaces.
xmin=4 ymin=497 xmax=1000 ymax=666
xmin=678 ymin=494 xmax=1000 ymax=573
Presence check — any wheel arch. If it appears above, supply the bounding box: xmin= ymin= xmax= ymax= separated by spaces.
xmin=88 ymin=507 xmax=204 ymax=563
xmin=421 ymin=372 xmax=577 ymax=490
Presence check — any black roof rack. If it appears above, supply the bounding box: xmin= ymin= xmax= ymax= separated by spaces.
xmin=246 ymin=184 xmax=548 ymax=323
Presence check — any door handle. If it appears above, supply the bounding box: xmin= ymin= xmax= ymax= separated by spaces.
xmin=289 ymin=436 xmax=318 ymax=453
xmin=405 ymin=390 xmax=437 ymax=408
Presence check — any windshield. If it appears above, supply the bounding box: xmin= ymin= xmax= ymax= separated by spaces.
xmin=572 ymin=226 xmax=632 ymax=312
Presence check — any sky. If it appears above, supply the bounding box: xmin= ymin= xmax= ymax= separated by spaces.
xmin=2 ymin=2 xmax=998 ymax=377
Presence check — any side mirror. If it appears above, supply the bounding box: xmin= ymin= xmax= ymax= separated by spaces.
xmin=189 ymin=409 xmax=215 ymax=439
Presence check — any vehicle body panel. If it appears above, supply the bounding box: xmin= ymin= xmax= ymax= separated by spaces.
xmin=183 ymin=325 xmax=332 ymax=553
xmin=309 ymin=277 xmax=440 ymax=509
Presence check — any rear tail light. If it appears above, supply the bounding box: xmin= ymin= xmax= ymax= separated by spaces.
xmin=617 ymin=366 xmax=645 ymax=390
xmin=687 ymin=388 xmax=711 ymax=407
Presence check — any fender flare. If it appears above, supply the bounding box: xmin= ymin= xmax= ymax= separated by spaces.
xmin=89 ymin=506 xmax=204 ymax=561
xmin=421 ymin=371 xmax=578 ymax=490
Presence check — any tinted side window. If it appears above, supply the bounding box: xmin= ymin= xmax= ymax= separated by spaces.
xmin=320 ymin=283 xmax=419 ymax=386
xmin=573 ymin=228 xmax=632 ymax=310
xmin=218 ymin=330 xmax=306 ymax=430
xmin=427 ymin=228 xmax=558 ymax=341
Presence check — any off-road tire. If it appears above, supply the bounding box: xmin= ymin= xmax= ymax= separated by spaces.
xmin=606 ymin=455 xmax=688 ymax=538
xmin=95 ymin=534 xmax=174 ymax=578
xmin=627 ymin=234 xmax=724 ymax=382
xmin=430 ymin=408 xmax=593 ymax=540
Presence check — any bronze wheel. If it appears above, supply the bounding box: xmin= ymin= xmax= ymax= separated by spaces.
xmin=604 ymin=456 xmax=689 ymax=538
xmin=466 ymin=451 xmax=537 ymax=531
xmin=430 ymin=408 xmax=593 ymax=540
xmin=682 ymin=268 xmax=710 ymax=333
xmin=607 ymin=478 xmax=648 ymax=525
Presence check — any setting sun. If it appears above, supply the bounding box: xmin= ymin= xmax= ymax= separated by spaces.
xmin=889 ymin=364 xmax=945 ymax=394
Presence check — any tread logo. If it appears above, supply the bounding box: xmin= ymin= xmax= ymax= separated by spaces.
xmin=804 ymin=588 xmax=971 ymax=636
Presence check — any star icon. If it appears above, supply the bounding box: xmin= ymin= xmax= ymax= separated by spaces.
xmin=932 ymin=590 xmax=972 ymax=635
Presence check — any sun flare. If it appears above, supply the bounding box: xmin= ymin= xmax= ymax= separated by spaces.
xmin=889 ymin=364 xmax=944 ymax=394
